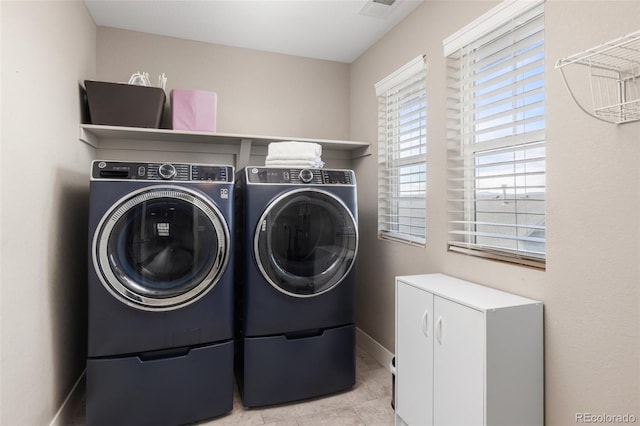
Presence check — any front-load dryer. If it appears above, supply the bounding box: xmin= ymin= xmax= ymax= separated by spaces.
xmin=235 ymin=166 xmax=358 ymax=407
xmin=86 ymin=160 xmax=234 ymax=426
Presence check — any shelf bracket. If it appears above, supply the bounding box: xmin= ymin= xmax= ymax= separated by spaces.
xmin=351 ymin=145 xmax=371 ymax=159
xmin=237 ymin=138 xmax=253 ymax=170
xmin=79 ymin=126 xmax=98 ymax=148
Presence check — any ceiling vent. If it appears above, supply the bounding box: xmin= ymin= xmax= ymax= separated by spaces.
xmin=359 ymin=0 xmax=397 ymax=19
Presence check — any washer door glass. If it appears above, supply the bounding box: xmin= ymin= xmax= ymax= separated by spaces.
xmin=254 ymin=189 xmax=358 ymax=297
xmin=94 ymin=187 xmax=229 ymax=310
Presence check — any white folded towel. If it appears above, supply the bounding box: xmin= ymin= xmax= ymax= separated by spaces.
xmin=268 ymin=141 xmax=322 ymax=158
xmin=265 ymin=153 xmax=322 ymax=162
xmin=265 ymin=158 xmax=325 ymax=169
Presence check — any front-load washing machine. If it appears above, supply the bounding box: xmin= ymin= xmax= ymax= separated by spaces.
xmin=87 ymin=160 xmax=234 ymax=426
xmin=235 ymin=167 xmax=358 ymax=407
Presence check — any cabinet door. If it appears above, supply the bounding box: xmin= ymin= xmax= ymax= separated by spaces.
xmin=433 ymin=296 xmax=484 ymax=426
xmin=396 ymin=282 xmax=434 ymax=425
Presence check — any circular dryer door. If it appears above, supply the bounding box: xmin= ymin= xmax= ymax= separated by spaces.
xmin=254 ymin=188 xmax=358 ymax=297
xmin=93 ymin=186 xmax=229 ymax=311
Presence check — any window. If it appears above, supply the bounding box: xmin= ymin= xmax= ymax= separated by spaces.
xmin=376 ymin=56 xmax=427 ymax=246
xmin=444 ymin=1 xmax=545 ymax=267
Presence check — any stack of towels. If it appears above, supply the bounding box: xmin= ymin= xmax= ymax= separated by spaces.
xmin=265 ymin=141 xmax=325 ymax=169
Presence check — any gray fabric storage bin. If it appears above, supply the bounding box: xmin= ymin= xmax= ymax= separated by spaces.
xmin=85 ymin=80 xmax=165 ymax=128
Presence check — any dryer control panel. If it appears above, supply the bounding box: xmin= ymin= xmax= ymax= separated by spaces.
xmin=246 ymin=167 xmax=355 ymax=186
xmin=91 ymin=161 xmax=234 ymax=182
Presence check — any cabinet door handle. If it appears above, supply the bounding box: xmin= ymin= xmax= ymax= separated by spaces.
xmin=421 ymin=310 xmax=429 ymax=337
xmin=436 ymin=316 xmax=443 ymax=344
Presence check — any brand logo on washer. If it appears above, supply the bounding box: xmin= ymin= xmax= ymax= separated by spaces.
xmin=98 ymin=161 xmax=107 ymax=169
xmin=251 ymin=168 xmax=259 ymax=174
xmin=220 ymin=188 xmax=229 ymax=199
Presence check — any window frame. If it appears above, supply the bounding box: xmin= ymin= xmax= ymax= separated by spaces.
xmin=444 ymin=0 xmax=546 ymax=268
xmin=376 ymin=55 xmax=428 ymax=247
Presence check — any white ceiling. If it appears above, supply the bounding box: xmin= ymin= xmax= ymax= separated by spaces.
xmin=84 ymin=0 xmax=424 ymax=63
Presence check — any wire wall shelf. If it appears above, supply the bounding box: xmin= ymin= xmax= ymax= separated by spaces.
xmin=556 ymin=30 xmax=640 ymax=124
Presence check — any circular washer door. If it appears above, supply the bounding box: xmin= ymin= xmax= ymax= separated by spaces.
xmin=254 ymin=188 xmax=358 ymax=297
xmin=93 ymin=185 xmax=230 ymax=311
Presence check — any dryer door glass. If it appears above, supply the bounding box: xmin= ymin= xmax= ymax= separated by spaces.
xmin=254 ymin=189 xmax=358 ymax=297
xmin=94 ymin=187 xmax=229 ymax=310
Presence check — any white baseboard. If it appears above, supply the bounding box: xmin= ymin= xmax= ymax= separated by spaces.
xmin=356 ymin=327 xmax=394 ymax=371
xmin=49 ymin=368 xmax=86 ymax=426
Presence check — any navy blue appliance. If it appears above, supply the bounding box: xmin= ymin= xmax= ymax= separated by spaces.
xmin=235 ymin=167 xmax=358 ymax=407
xmin=86 ymin=160 xmax=234 ymax=425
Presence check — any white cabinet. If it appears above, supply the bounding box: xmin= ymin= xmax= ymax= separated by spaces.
xmin=395 ymin=274 xmax=543 ymax=426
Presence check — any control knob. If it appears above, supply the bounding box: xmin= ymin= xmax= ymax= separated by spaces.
xmin=158 ymin=163 xmax=177 ymax=180
xmin=299 ymin=169 xmax=314 ymax=183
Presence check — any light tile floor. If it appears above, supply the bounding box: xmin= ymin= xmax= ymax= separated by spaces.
xmin=68 ymin=347 xmax=394 ymax=426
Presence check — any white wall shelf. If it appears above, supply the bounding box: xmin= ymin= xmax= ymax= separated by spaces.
xmin=79 ymin=124 xmax=371 ymax=169
xmin=556 ymin=30 xmax=640 ymax=124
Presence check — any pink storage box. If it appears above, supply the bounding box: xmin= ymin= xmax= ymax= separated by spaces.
xmin=171 ymin=89 xmax=217 ymax=132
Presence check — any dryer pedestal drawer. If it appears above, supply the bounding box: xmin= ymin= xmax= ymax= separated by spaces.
xmin=86 ymin=340 xmax=233 ymax=426
xmin=238 ymin=324 xmax=355 ymax=407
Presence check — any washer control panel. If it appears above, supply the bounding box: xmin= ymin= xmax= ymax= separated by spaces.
xmin=92 ymin=161 xmax=233 ymax=182
xmin=247 ymin=167 xmax=355 ymax=186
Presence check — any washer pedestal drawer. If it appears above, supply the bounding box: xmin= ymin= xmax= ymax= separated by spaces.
xmin=86 ymin=340 xmax=233 ymax=426
xmin=237 ymin=324 xmax=355 ymax=408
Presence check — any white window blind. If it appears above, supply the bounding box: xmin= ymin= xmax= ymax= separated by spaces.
xmin=444 ymin=1 xmax=546 ymax=267
xmin=376 ymin=55 xmax=427 ymax=246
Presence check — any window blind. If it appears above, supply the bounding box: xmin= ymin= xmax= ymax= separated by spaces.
xmin=445 ymin=1 xmax=545 ymax=267
xmin=376 ymin=55 xmax=427 ymax=246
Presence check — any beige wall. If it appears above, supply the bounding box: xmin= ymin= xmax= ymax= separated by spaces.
xmin=96 ymin=27 xmax=350 ymax=140
xmin=93 ymin=28 xmax=352 ymax=169
xmin=0 ymin=1 xmax=96 ymax=424
xmin=350 ymin=0 xmax=639 ymax=424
